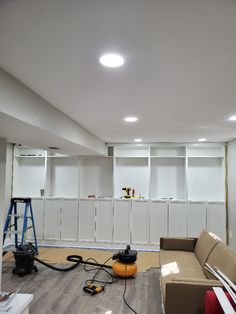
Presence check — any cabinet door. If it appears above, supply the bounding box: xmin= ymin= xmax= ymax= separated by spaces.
xmin=61 ymin=198 xmax=78 ymax=241
xmin=207 ymin=202 xmax=226 ymax=242
xmin=169 ymin=202 xmax=187 ymax=236
xmin=113 ymin=200 xmax=131 ymax=243
xmin=44 ymin=198 xmax=61 ymax=240
xmin=150 ymin=201 xmax=168 ymax=245
xmin=188 ymin=202 xmax=206 ymax=237
xmin=78 ymin=199 xmax=96 ymax=242
xmin=29 ymin=198 xmax=44 ymax=240
xmin=131 ymin=200 xmax=149 ymax=244
xmin=96 ymin=199 xmax=113 ymax=242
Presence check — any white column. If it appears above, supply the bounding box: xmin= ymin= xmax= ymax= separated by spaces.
xmin=0 ymin=137 xmax=7 ymax=288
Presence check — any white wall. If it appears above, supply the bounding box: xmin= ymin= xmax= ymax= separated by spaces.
xmin=227 ymin=139 xmax=236 ymax=250
xmin=0 ymin=138 xmax=7 ymax=288
xmin=5 ymin=143 xmax=13 ymax=208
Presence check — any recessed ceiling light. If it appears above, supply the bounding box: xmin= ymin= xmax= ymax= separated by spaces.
xmin=124 ymin=117 xmax=138 ymax=122
xmin=99 ymin=53 xmax=124 ymax=68
xmin=198 ymin=138 xmax=206 ymax=142
xmin=134 ymin=138 xmax=143 ymax=142
xmin=229 ymin=115 xmax=236 ymax=121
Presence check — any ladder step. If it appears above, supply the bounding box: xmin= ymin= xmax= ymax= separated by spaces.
xmin=4 ymin=230 xmax=21 ymax=235
xmin=5 ymin=225 xmax=33 ymax=233
xmin=8 ymin=214 xmax=32 ymax=218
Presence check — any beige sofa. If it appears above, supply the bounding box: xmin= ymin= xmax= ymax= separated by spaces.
xmin=159 ymin=229 xmax=236 ymax=314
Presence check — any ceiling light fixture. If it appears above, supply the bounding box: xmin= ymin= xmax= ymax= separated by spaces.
xmin=198 ymin=138 xmax=206 ymax=142
xmin=229 ymin=115 xmax=236 ymax=121
xmin=124 ymin=117 xmax=138 ymax=122
xmin=134 ymin=138 xmax=143 ymax=142
xmin=99 ymin=53 xmax=124 ymax=68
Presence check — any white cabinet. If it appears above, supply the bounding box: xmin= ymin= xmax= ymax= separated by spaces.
xmin=188 ymin=202 xmax=206 ymax=237
xmin=30 ymin=198 xmax=44 ymax=240
xmin=113 ymin=199 xmax=131 ymax=243
xmin=61 ymin=198 xmax=78 ymax=241
xmin=207 ymin=202 xmax=226 ymax=242
xmin=96 ymin=198 xmax=113 ymax=242
xmin=169 ymin=201 xmax=187 ymax=236
xmin=44 ymin=198 xmax=61 ymax=240
xmin=150 ymin=200 xmax=168 ymax=244
xmin=131 ymin=200 xmax=149 ymax=244
xmin=78 ymin=199 xmax=96 ymax=242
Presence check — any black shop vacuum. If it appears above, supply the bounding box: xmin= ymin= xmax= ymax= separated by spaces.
xmin=12 ymin=243 xmax=38 ymax=276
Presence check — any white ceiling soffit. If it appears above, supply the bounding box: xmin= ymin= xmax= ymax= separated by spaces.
xmin=0 ymin=112 xmax=102 ymax=156
xmin=0 ymin=68 xmax=107 ymax=155
xmin=0 ymin=0 xmax=236 ymax=143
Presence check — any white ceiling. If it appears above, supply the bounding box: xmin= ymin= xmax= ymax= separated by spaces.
xmin=0 ymin=0 xmax=236 ymax=144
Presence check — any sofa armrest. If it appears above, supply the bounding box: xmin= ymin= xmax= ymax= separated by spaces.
xmin=160 ymin=237 xmax=198 ymax=251
xmin=165 ymin=279 xmax=222 ymax=314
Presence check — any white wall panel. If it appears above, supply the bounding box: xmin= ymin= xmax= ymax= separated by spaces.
xmin=78 ymin=199 xmax=95 ymax=241
xmin=227 ymin=140 xmax=236 ymax=250
xmin=50 ymin=157 xmax=79 ymax=197
xmin=44 ymin=198 xmax=61 ymax=240
xmin=61 ymin=198 xmax=78 ymax=241
xmin=207 ymin=202 xmax=226 ymax=242
xmin=131 ymin=200 xmax=149 ymax=244
xmin=150 ymin=200 xmax=168 ymax=244
xmin=188 ymin=202 xmax=206 ymax=237
xmin=28 ymin=198 xmax=44 ymax=240
xmin=169 ymin=201 xmax=187 ymax=236
xmin=96 ymin=199 xmax=113 ymax=242
xmin=115 ymin=158 xmax=149 ymax=198
xmin=114 ymin=200 xmax=131 ymax=243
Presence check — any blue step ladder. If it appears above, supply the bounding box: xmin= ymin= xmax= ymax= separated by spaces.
xmin=3 ymin=198 xmax=38 ymax=254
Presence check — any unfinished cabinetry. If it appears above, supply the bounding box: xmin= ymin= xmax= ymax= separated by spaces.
xmin=44 ymin=198 xmax=61 ymax=240
xmin=131 ymin=199 xmax=149 ymax=244
xmin=113 ymin=199 xmax=131 ymax=243
xmin=96 ymin=198 xmax=113 ymax=242
xmin=149 ymin=200 xmax=168 ymax=244
xmin=168 ymin=201 xmax=188 ymax=236
xmin=78 ymin=198 xmax=96 ymax=242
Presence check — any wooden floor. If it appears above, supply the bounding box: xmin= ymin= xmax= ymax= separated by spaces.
xmin=2 ymin=261 xmax=163 ymax=314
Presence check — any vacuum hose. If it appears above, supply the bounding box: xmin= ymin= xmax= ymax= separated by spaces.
xmin=33 ymin=255 xmax=112 ymax=272
xmin=33 ymin=255 xmax=83 ymax=272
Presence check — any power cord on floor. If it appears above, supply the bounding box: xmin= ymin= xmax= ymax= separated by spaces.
xmin=83 ymin=256 xmax=118 ymax=289
xmin=122 ymin=264 xmax=138 ymax=314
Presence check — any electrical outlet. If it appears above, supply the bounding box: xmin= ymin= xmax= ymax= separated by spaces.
xmin=229 ymin=230 xmax=232 ymax=238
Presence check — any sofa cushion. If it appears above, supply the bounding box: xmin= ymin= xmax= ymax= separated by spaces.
xmin=160 ymin=250 xmax=207 ymax=299
xmin=194 ymin=229 xmax=220 ymax=267
xmin=205 ymin=242 xmax=236 ymax=283
xmin=160 ymin=250 xmax=203 ymax=269
xmin=161 ymin=263 xmax=207 ymax=299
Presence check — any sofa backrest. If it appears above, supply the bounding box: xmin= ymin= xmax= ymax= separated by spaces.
xmin=205 ymin=242 xmax=236 ymax=283
xmin=194 ymin=229 xmax=221 ymax=267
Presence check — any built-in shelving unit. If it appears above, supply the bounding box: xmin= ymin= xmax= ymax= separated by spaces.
xmin=13 ymin=143 xmax=225 ymax=201
xmin=11 ymin=143 xmax=226 ymax=248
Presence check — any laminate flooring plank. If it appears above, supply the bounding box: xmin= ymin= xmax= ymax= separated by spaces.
xmin=2 ymin=261 xmax=163 ymax=314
